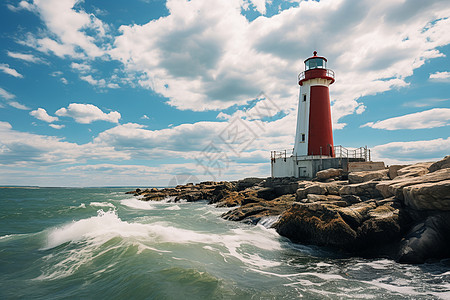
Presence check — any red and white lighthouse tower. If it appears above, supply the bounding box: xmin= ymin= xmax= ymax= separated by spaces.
xmin=293 ymin=51 xmax=335 ymax=157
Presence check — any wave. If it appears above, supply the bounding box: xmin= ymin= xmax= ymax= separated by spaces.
xmin=89 ymin=202 xmax=116 ymax=208
xmin=120 ymin=198 xmax=155 ymax=210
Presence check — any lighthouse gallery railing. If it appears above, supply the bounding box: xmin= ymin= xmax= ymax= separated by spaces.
xmin=298 ymin=68 xmax=335 ymax=82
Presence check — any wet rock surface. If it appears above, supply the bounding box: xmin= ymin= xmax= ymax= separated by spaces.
xmin=127 ymin=156 xmax=450 ymax=264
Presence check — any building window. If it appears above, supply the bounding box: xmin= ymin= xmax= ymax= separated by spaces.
xmin=301 ymin=134 xmax=305 ymax=142
xmin=303 ymin=94 xmax=307 ymax=102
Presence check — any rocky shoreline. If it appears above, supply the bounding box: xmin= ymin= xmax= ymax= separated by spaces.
xmin=126 ymin=156 xmax=450 ymax=264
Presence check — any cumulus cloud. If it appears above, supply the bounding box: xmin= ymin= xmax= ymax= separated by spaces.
xmin=7 ymin=51 xmax=43 ymax=63
xmin=429 ymin=71 xmax=450 ymax=82
xmin=0 ymin=121 xmax=128 ymax=166
xmin=0 ymin=64 xmax=23 ymax=78
xmin=55 ymin=103 xmax=121 ymax=124
xmin=22 ymin=0 xmax=109 ymax=58
xmin=30 ymin=108 xmax=59 ymax=123
xmin=108 ymin=0 xmax=450 ymax=129
xmin=371 ymin=137 xmax=450 ymax=164
xmin=7 ymin=0 xmax=36 ymax=12
xmin=71 ymin=62 xmax=91 ymax=73
xmin=362 ymin=108 xmax=450 ymax=130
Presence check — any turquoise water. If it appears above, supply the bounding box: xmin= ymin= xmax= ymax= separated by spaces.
xmin=1 ymin=187 xmax=449 ymax=299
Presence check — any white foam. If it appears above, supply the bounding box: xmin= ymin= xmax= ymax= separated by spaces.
xmin=43 ymin=210 xmax=149 ymax=250
xmin=120 ymin=198 xmax=155 ymax=210
xmin=257 ymin=215 xmax=280 ymax=228
xmin=165 ymin=205 xmax=181 ymax=210
xmin=89 ymin=202 xmax=115 ymax=208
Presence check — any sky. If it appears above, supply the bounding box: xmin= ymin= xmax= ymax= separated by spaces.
xmin=0 ymin=0 xmax=449 ymax=187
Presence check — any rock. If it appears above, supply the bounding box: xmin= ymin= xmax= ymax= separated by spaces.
xmin=222 ymin=194 xmax=295 ymax=224
xmin=398 ymin=213 xmax=450 ymax=263
xmin=256 ymin=187 xmax=277 ymax=200
xmin=356 ymin=201 xmax=404 ymax=249
xmin=336 ymin=201 xmax=377 ymax=230
xmin=305 ymin=194 xmax=342 ymax=203
xmin=339 ymin=180 xmax=382 ymax=199
xmin=275 ymin=202 xmax=358 ymax=249
xmin=235 ymin=177 xmax=265 ymax=191
xmin=376 ymin=168 xmax=450 ymax=201
xmin=175 ymin=191 xmax=204 ymax=202
xmin=348 ymin=169 xmax=389 ymax=184
xmin=403 ymin=179 xmax=450 ymax=210
xmin=316 ymin=168 xmax=343 ymax=181
xmin=388 ymin=165 xmax=408 ymax=180
xmin=428 ymin=156 xmax=450 ymax=173
xmin=214 ymin=191 xmax=246 ymax=207
xmin=296 ymin=182 xmax=345 ymax=201
xmin=396 ymin=162 xmax=433 ymax=179
xmin=341 ymin=195 xmax=362 ymax=204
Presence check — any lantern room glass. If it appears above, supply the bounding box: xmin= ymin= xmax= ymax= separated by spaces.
xmin=305 ymin=58 xmax=327 ymax=70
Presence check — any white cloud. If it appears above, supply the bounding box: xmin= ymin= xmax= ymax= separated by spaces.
xmin=371 ymin=137 xmax=450 ymax=164
xmin=7 ymin=1 xmax=36 ymax=12
xmin=71 ymin=62 xmax=91 ymax=73
xmin=55 ymin=103 xmax=121 ymax=124
xmin=80 ymin=75 xmax=105 ymax=86
xmin=79 ymin=75 xmax=118 ymax=88
xmin=362 ymin=108 xmax=450 ymax=130
xmin=30 ymin=108 xmax=59 ymax=123
xmin=108 ymin=0 xmax=450 ymax=130
xmin=0 ymin=87 xmax=15 ymax=100
xmin=0 ymin=64 xmax=23 ymax=78
xmin=429 ymin=71 xmax=450 ymax=82
xmin=8 ymin=101 xmax=30 ymax=110
xmin=0 ymin=121 xmax=128 ymax=167
xmin=7 ymin=51 xmax=43 ymax=63
xmin=60 ymin=77 xmax=68 ymax=84
xmin=141 ymin=115 xmax=150 ymax=120
xmin=23 ymin=0 xmax=109 ymax=58
xmin=49 ymin=124 xmax=65 ymax=129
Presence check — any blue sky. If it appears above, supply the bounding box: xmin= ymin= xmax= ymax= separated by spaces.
xmin=0 ymin=0 xmax=449 ymax=187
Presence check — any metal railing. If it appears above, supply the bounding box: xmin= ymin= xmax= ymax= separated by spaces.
xmin=271 ymin=150 xmax=287 ymax=161
xmin=334 ymin=145 xmax=370 ymax=161
xmin=271 ymin=145 xmax=371 ymax=162
xmin=298 ymin=68 xmax=335 ymax=83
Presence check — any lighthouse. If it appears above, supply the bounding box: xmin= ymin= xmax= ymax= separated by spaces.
xmin=270 ymin=51 xmax=371 ymax=178
xmin=294 ymin=51 xmax=335 ymax=157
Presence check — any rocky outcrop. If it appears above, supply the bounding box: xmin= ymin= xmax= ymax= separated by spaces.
xmin=275 ymin=199 xmax=407 ymax=252
xmin=316 ymin=168 xmax=343 ymax=181
xmin=339 ymin=180 xmax=382 ymax=199
xmin=398 ymin=212 xmax=450 ymax=263
xmin=376 ymin=168 xmax=450 ymax=202
xmin=128 ymin=156 xmax=450 ymax=264
xmin=348 ymin=169 xmax=389 ymax=184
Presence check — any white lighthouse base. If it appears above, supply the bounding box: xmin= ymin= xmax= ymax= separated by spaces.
xmin=271 ymin=155 xmax=366 ymax=179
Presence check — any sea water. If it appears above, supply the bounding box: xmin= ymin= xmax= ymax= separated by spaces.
xmin=1 ymin=187 xmax=449 ymax=299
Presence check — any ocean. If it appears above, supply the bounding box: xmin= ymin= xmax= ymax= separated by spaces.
xmin=1 ymin=187 xmax=449 ymax=299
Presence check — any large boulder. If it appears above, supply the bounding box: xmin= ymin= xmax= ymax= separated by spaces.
xmin=403 ymin=180 xmax=450 ymax=210
xmin=235 ymin=177 xmax=264 ymax=191
xmin=275 ymin=202 xmax=358 ymax=249
xmin=221 ymin=194 xmax=295 ymax=224
xmin=316 ymin=168 xmax=343 ymax=181
xmin=428 ymin=156 xmax=450 ymax=173
xmin=396 ymin=162 xmax=433 ymax=179
xmin=388 ymin=165 xmax=409 ymax=180
xmin=339 ymin=180 xmax=382 ymax=199
xmin=398 ymin=213 xmax=450 ymax=263
xmin=295 ymin=181 xmax=345 ymax=200
xmin=376 ymin=168 xmax=450 ymax=201
xmin=348 ymin=169 xmax=389 ymax=184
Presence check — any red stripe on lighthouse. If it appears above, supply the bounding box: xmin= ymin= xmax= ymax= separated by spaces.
xmin=308 ymin=86 xmax=334 ymax=157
